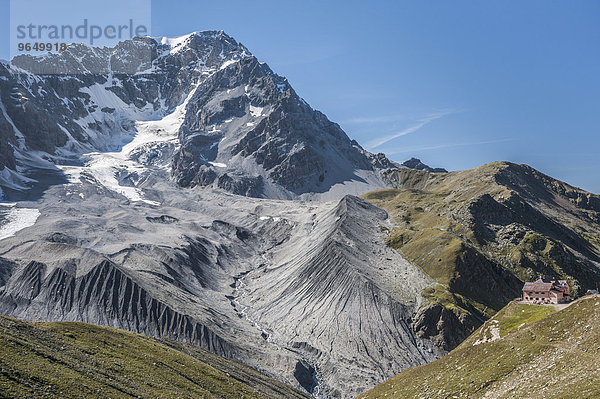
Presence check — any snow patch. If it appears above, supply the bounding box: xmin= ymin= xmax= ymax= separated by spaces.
xmin=249 ymin=105 xmax=264 ymax=117
xmin=210 ymin=138 xmax=223 ymax=150
xmin=79 ymin=84 xmax=132 ymax=115
xmin=59 ymin=85 xmax=201 ymax=206
xmin=220 ymin=59 xmax=237 ymax=70
xmin=0 ymin=167 xmax=36 ymax=191
xmin=84 ymin=153 xmax=157 ymax=205
xmin=159 ymin=33 xmax=195 ymax=54
xmin=0 ymin=204 xmax=40 ymax=241
xmin=209 ymin=162 xmax=227 ymax=168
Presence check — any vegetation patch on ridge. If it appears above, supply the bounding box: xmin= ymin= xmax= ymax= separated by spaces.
xmin=363 ymin=162 xmax=600 ymax=349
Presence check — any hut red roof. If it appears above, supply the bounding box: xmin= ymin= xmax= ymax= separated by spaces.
xmin=523 ymin=279 xmax=553 ymax=291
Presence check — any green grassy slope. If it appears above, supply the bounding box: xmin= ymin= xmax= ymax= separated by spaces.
xmin=161 ymin=340 xmax=308 ymax=399
xmin=0 ymin=316 xmax=308 ymax=399
xmin=363 ymin=162 xmax=600 ymax=349
xmin=358 ymin=296 xmax=600 ymax=399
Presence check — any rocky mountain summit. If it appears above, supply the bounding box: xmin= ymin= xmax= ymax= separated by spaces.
xmin=401 ymin=157 xmax=447 ymax=173
xmin=0 ymin=31 xmax=392 ymax=200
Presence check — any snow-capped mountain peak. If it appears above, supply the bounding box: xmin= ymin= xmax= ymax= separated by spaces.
xmin=0 ymin=31 xmax=393 ymax=201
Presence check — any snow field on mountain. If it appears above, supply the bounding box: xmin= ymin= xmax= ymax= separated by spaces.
xmin=59 ymin=84 xmax=200 ymax=206
xmin=0 ymin=203 xmax=40 ymax=241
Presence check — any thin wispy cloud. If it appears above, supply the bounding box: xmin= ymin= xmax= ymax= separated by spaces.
xmin=386 ymin=138 xmax=518 ymax=155
xmin=343 ymin=115 xmax=412 ymax=124
xmin=364 ymin=109 xmax=460 ymax=150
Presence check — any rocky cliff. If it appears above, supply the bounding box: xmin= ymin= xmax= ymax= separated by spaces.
xmin=0 ymin=31 xmax=391 ymax=200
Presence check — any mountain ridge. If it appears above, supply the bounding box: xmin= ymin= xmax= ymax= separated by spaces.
xmin=0 ymin=30 xmax=393 ymax=201
xmin=363 ymin=161 xmax=600 ymax=350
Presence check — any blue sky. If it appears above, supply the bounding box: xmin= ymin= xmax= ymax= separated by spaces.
xmin=1 ymin=0 xmax=599 ymax=192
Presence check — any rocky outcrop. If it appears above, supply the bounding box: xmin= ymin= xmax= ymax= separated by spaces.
xmin=171 ymin=50 xmax=391 ymax=197
xmin=0 ymin=110 xmax=17 ymax=171
xmin=412 ymin=302 xmax=480 ymax=351
xmin=401 ymin=157 xmax=447 ymax=173
xmin=0 ymin=258 xmax=234 ymax=357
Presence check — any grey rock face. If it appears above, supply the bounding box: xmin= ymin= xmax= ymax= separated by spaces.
xmin=0 ymin=112 xmax=17 ymax=171
xmin=216 ymin=173 xmax=264 ymax=197
xmin=1 ymin=31 xmax=392 ymax=199
xmin=0 ymin=258 xmax=234 ymax=357
xmin=402 ymin=157 xmax=447 ymax=173
xmin=0 ymin=182 xmax=442 ymax=398
xmin=237 ymin=196 xmax=436 ymax=397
